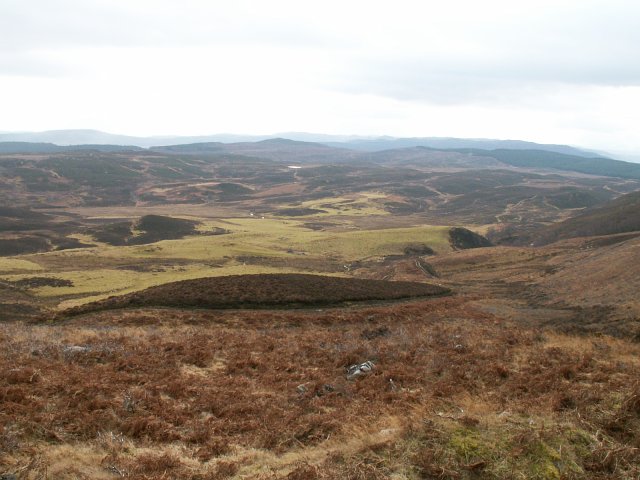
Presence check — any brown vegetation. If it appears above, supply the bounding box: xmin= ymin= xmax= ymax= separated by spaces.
xmin=529 ymin=190 xmax=640 ymax=246
xmin=427 ymin=233 xmax=640 ymax=339
xmin=2 ymin=296 xmax=640 ymax=478
xmin=64 ymin=274 xmax=450 ymax=316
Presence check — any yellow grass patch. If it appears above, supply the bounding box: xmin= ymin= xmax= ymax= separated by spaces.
xmin=0 ymin=257 xmax=42 ymax=273
xmin=287 ymin=191 xmax=391 ymax=217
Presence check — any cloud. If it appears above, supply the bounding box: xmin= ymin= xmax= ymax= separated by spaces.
xmin=3 ymin=0 xmax=639 ymax=92
xmin=0 ymin=0 xmax=639 ymax=154
xmin=319 ymin=1 xmax=640 ymax=105
xmin=326 ymin=53 xmax=640 ymax=107
xmin=0 ymin=51 xmax=73 ymax=77
xmin=0 ymin=0 xmax=348 ymax=53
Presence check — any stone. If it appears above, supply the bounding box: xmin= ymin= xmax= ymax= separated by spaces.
xmin=346 ymin=360 xmax=375 ymax=380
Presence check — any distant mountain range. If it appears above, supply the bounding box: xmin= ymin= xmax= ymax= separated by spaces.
xmin=324 ymin=137 xmax=600 ymax=157
xmin=0 ymin=142 xmax=144 ymax=154
xmin=0 ymin=129 xmax=605 ymax=158
xmin=0 ymin=130 xmax=362 ymax=149
xmin=2 ymin=135 xmax=640 ymax=181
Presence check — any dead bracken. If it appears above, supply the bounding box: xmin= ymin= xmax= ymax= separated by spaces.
xmin=2 ymin=296 xmax=639 ymax=478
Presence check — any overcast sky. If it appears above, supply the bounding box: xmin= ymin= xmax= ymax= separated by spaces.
xmin=1 ymin=0 xmax=639 ymax=156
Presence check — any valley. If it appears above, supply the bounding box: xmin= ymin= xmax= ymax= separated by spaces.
xmin=1 ymin=140 xmax=640 ymax=479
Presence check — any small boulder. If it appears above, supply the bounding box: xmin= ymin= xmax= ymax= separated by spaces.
xmin=63 ymin=345 xmax=90 ymax=354
xmin=346 ymin=360 xmax=375 ymax=380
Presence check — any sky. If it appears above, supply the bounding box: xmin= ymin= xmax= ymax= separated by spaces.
xmin=1 ymin=0 xmax=639 ymax=157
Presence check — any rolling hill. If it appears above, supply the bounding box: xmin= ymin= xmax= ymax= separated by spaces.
xmin=465 ymin=149 xmax=640 ymax=180
xmin=530 ymin=190 xmax=640 ymax=245
xmin=151 ymin=138 xmax=361 ymax=163
xmin=65 ymin=273 xmax=450 ymax=315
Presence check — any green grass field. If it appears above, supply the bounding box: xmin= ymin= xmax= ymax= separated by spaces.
xmin=298 ymin=225 xmax=452 ymax=258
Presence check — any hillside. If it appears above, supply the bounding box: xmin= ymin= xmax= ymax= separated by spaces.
xmin=152 ymin=138 xmax=361 ymax=163
xmin=362 ymin=146 xmax=505 ymax=168
xmin=426 ymin=231 xmax=640 ymax=339
xmin=539 ymin=235 xmax=640 ymax=323
xmin=530 ymin=190 xmax=640 ymax=245
xmin=464 ymin=149 xmax=640 ymax=180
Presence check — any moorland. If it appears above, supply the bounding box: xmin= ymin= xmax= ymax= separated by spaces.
xmin=1 ymin=137 xmax=640 ymax=479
